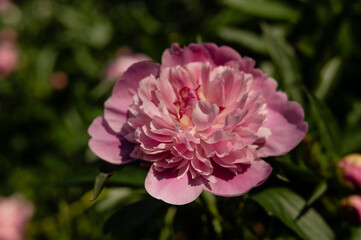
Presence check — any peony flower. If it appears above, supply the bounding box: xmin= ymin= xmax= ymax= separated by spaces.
xmin=0 ymin=194 xmax=34 ymax=240
xmin=104 ymin=51 xmax=151 ymax=82
xmin=338 ymin=153 xmax=361 ymax=189
xmin=0 ymin=37 xmax=18 ymax=78
xmin=89 ymin=43 xmax=308 ymax=205
xmin=341 ymin=195 xmax=361 ymax=225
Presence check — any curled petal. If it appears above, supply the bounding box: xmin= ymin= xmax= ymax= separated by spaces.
xmin=204 ymin=159 xmax=272 ymax=196
xmin=88 ymin=117 xmax=134 ymax=164
xmin=192 ymin=101 xmax=219 ymax=131
xmin=104 ymin=62 xmax=160 ymax=132
xmin=145 ymin=166 xmax=203 ymax=205
xmin=257 ymin=108 xmax=308 ymax=157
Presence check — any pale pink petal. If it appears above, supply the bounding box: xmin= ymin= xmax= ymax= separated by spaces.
xmin=88 ymin=117 xmax=134 ymax=164
xmin=145 ymin=166 xmax=203 ymax=205
xmin=192 ymin=101 xmax=219 ymax=131
xmin=257 ymin=108 xmax=308 ymax=157
xmin=156 ymin=75 xmax=178 ymax=115
xmin=104 ymin=62 xmax=160 ymax=132
xmin=204 ymin=159 xmax=272 ymax=196
xmin=104 ymin=54 xmax=151 ymax=82
xmin=0 ymin=194 xmax=34 ymax=240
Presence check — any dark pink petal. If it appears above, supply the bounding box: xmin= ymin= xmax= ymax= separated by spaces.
xmin=145 ymin=166 xmax=203 ymax=205
xmin=161 ymin=43 xmax=212 ymax=69
xmin=204 ymin=160 xmax=272 ymax=196
xmin=192 ymin=101 xmax=219 ymax=131
xmin=257 ymin=107 xmax=308 ymax=157
xmin=88 ymin=117 xmax=134 ymax=164
xmin=202 ymin=43 xmax=242 ymax=66
xmin=104 ymin=61 xmax=160 ymax=132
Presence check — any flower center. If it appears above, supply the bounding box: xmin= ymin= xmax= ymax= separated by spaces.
xmin=173 ymin=85 xmax=204 ymax=127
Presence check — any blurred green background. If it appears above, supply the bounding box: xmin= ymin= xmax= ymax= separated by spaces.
xmin=1 ymin=0 xmax=361 ymax=239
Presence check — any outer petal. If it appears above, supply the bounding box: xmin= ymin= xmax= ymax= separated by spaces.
xmin=202 ymin=43 xmax=242 ymax=66
xmin=88 ymin=116 xmax=134 ymax=164
xmin=161 ymin=43 xmax=212 ymax=69
xmin=257 ymin=107 xmax=308 ymax=157
xmin=204 ymin=160 xmax=272 ymax=196
xmin=104 ymin=61 xmax=160 ymax=132
xmin=145 ymin=166 xmax=203 ymax=205
xmin=251 ymin=75 xmax=307 ymax=157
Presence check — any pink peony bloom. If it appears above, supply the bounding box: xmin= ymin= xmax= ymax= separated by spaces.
xmin=89 ymin=43 xmax=308 ymax=205
xmin=0 ymin=40 xmax=18 ymax=78
xmin=104 ymin=52 xmax=151 ymax=82
xmin=338 ymin=153 xmax=361 ymax=189
xmin=0 ymin=194 xmax=34 ymax=240
xmin=342 ymin=195 xmax=361 ymax=225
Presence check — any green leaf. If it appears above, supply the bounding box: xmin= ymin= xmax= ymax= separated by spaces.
xmin=107 ymin=164 xmax=147 ymax=187
xmin=342 ymin=129 xmax=361 ymax=154
xmin=315 ymin=57 xmax=342 ymax=101
xmin=62 ymin=163 xmax=147 ymax=187
xmin=305 ymin=180 xmax=328 ymax=207
xmin=90 ymin=171 xmax=110 ymax=201
xmin=103 ymin=196 xmax=165 ymax=235
xmin=159 ymin=207 xmax=177 ymax=240
xmin=252 ymin=188 xmax=335 ymax=240
xmin=275 ymin=157 xmax=321 ymax=183
xmin=305 ymin=89 xmax=341 ymax=158
xmin=223 ymin=0 xmax=299 ymax=22
xmin=35 ymin=46 xmax=58 ymax=98
xmin=202 ymin=192 xmax=223 ymax=237
xmin=262 ymin=24 xmax=304 ymax=105
xmin=90 ymin=162 xmax=147 ymax=201
xmin=219 ymin=27 xmax=267 ymax=54
xmin=351 ymin=227 xmax=361 ymax=240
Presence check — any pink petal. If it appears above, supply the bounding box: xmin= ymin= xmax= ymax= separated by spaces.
xmin=192 ymin=101 xmax=219 ymax=131
xmin=104 ymin=61 xmax=160 ymax=132
xmin=156 ymin=75 xmax=178 ymax=115
xmin=88 ymin=117 xmax=134 ymax=164
xmin=257 ymin=107 xmax=308 ymax=157
xmin=161 ymin=43 xmax=212 ymax=69
xmin=202 ymin=43 xmax=242 ymax=66
xmin=204 ymin=159 xmax=272 ymax=196
xmin=145 ymin=166 xmax=203 ymax=205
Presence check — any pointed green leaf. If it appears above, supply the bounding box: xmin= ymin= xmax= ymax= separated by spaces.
xmin=90 ymin=171 xmax=111 ymax=201
xmin=305 ymin=89 xmax=341 ymax=158
xmin=90 ymin=162 xmax=145 ymax=201
xmin=262 ymin=24 xmax=304 ymax=105
xmin=252 ymin=188 xmax=335 ymax=240
xmin=159 ymin=207 xmax=177 ymax=240
xmin=306 ymin=180 xmax=328 ymax=207
xmin=223 ymin=0 xmax=299 ymax=22
xmin=315 ymin=57 xmax=342 ymax=100
xmin=219 ymin=27 xmax=267 ymax=54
